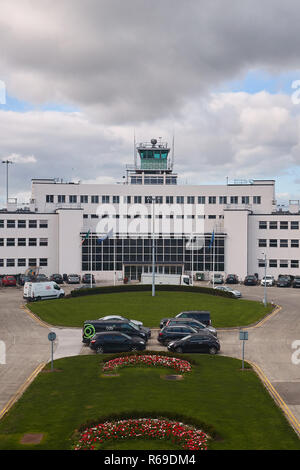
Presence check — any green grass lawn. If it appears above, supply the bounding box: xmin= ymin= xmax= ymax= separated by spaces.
xmin=0 ymin=354 xmax=299 ymax=450
xmin=27 ymin=290 xmax=273 ymax=328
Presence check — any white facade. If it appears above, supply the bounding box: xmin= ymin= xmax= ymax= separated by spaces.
xmin=1 ymin=144 xmax=300 ymax=281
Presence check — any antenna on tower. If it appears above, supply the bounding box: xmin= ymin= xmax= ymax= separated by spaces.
xmin=171 ymin=133 xmax=175 ymax=170
xmin=134 ymin=129 xmax=137 ymax=168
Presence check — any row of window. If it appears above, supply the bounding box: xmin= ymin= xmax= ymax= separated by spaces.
xmin=259 ymin=221 xmax=299 ymax=230
xmin=0 ymin=219 xmax=48 ymax=229
xmin=0 ymin=258 xmax=48 ymax=267
xmin=47 ymin=194 xmax=262 ymax=205
xmin=0 ymin=238 xmax=48 ymax=247
xmin=258 ymin=239 xmax=300 ymax=248
xmin=258 ymin=259 xmax=300 ymax=268
xmin=83 ymin=214 xmax=224 ymax=220
xmin=130 ymin=176 xmax=177 ymax=185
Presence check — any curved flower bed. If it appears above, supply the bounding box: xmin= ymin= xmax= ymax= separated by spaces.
xmin=102 ymin=355 xmax=192 ymax=374
xmin=74 ymin=418 xmax=208 ymax=450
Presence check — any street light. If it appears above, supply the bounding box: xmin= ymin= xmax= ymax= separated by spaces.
xmin=2 ymin=160 xmax=13 ymax=205
xmin=262 ymin=252 xmax=267 ymax=307
xmin=151 ymin=197 xmax=156 ymax=297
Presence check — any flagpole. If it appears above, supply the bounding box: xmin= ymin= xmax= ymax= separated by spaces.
xmin=191 ymin=232 xmax=194 ymax=286
xmin=90 ymin=231 xmax=92 ymax=289
xmin=212 ymin=226 xmax=215 ymax=289
xmin=114 ymin=237 xmax=116 ymax=286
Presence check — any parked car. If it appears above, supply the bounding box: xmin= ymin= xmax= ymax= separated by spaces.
xmin=82 ymin=319 xmax=149 ymax=344
xmin=98 ymin=315 xmax=144 ymax=327
xmin=89 ymin=332 xmax=146 ymax=354
xmin=18 ymin=274 xmax=32 ymax=286
xmin=210 ymin=273 xmax=224 ymax=284
xmin=214 ymin=286 xmax=242 ymax=298
xmin=276 ymin=276 xmax=292 ymax=287
xmin=225 ymin=274 xmax=239 ymax=284
xmin=63 ymin=273 xmax=68 ymax=282
xmin=2 ymin=275 xmax=17 ymax=287
xmin=160 ymin=311 xmax=211 ymax=329
xmin=158 ymin=325 xmax=199 ymax=346
xmin=260 ymin=276 xmax=275 ymax=287
xmin=167 ymin=332 xmax=220 ymax=354
xmin=50 ymin=274 xmax=64 ymax=284
xmin=67 ymin=274 xmax=81 ymax=284
xmin=244 ymin=275 xmax=257 ymax=286
xmin=166 ymin=318 xmax=217 ymax=337
xmin=81 ymin=273 xmax=95 ymax=284
xmin=34 ymin=274 xmax=49 ymax=282
xmin=293 ymin=277 xmax=300 ymax=288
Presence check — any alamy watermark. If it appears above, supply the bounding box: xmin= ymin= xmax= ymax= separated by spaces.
xmin=291 ymin=340 xmax=300 ymax=365
xmin=0 ymin=80 xmax=6 ymax=105
xmin=291 ymin=80 xmax=300 ymax=104
xmin=0 ymin=341 xmax=6 ymax=365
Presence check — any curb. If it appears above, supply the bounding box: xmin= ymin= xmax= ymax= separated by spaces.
xmin=0 ymin=362 xmax=46 ymax=421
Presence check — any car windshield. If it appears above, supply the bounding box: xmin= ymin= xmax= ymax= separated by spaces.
xmin=128 ymin=321 xmax=140 ymax=330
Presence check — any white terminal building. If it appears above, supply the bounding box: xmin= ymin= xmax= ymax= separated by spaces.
xmin=1 ymin=137 xmax=300 ymax=281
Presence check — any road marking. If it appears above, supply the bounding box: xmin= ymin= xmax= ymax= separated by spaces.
xmin=0 ymin=362 xmax=46 ymax=421
xmin=21 ymin=305 xmax=50 ymax=329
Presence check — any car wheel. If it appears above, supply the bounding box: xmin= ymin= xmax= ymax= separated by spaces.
xmin=96 ymin=346 xmax=104 ymax=354
xmin=208 ymin=346 xmax=217 ymax=355
xmin=175 ymin=346 xmax=183 ymax=353
xmin=59 ymin=294 xmax=64 ymax=298
xmin=131 ymin=346 xmax=138 ymax=352
xmin=36 ymin=296 xmax=41 ymax=302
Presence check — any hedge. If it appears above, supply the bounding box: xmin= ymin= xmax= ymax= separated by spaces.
xmin=69 ymin=284 xmax=235 ymax=299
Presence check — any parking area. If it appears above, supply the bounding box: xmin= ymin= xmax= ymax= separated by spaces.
xmin=0 ymin=282 xmax=300 ymax=432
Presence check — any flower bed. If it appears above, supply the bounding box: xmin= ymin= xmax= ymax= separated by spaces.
xmin=74 ymin=418 xmax=209 ymax=450
xmin=102 ymin=355 xmax=192 ymax=374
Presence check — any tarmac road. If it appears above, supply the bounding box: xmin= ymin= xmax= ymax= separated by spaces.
xmin=0 ymin=282 xmax=299 ymax=436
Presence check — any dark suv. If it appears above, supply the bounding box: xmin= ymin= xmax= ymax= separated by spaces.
xmin=225 ymin=274 xmax=239 ymax=284
xmin=166 ymin=318 xmax=217 ymax=337
xmin=244 ymin=275 xmax=257 ymax=286
xmin=277 ymin=275 xmax=292 ymax=287
xmin=89 ymin=332 xmax=146 ymax=353
xmin=167 ymin=331 xmax=220 ymax=355
xmin=82 ymin=319 xmax=149 ymax=344
xmin=82 ymin=273 xmax=95 ymax=284
xmin=158 ymin=325 xmax=199 ymax=346
xmin=160 ymin=311 xmax=211 ymax=329
xmin=292 ymin=277 xmax=300 ymax=288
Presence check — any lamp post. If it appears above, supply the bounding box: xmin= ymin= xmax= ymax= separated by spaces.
xmin=152 ymin=197 xmax=156 ymax=297
xmin=2 ymin=160 xmax=13 ymax=206
xmin=262 ymin=252 xmax=267 ymax=307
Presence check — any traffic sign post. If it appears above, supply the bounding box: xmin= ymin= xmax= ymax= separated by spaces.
xmin=48 ymin=332 xmax=56 ymax=371
xmin=239 ymin=331 xmax=248 ymax=370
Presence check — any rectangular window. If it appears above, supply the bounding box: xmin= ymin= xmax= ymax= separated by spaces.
xmin=0 ymin=259 xmax=3 ymax=267
xmin=91 ymin=195 xmax=99 ymax=204
xmin=253 ymin=196 xmax=261 ymax=204
xmin=134 ymin=196 xmax=142 ymax=204
xmin=280 ymin=239 xmax=288 ymax=247
xmin=112 ymin=196 xmax=119 ymax=204
xmin=219 ymin=196 xmax=227 ymax=204
xmin=269 ymin=239 xmax=277 ymax=247
xmin=18 ymin=238 xmax=26 ymax=246
xmin=80 ymin=195 xmax=88 ymax=204
xmin=208 ymin=215 xmax=216 ymax=219
xmin=91 ymin=214 xmax=99 ymax=219
xmin=155 ymin=196 xmax=163 ymax=204
xmin=280 ymin=221 xmax=288 ymax=229
xmin=18 ymin=258 xmax=26 ymax=267
xmin=57 ymin=195 xmax=65 ymax=203
xmin=208 ymin=196 xmax=216 ymax=204
xmin=18 ymin=220 xmax=26 ymax=228
xmin=29 ymin=220 xmax=37 ymax=228
xmin=29 ymin=238 xmax=37 ymax=246
xmin=291 ymin=239 xmax=299 ymax=248
xmin=125 ymin=196 xmax=131 ymax=204
xmin=198 ymin=196 xmax=205 ymax=204
xmin=291 ymin=260 xmax=299 ymax=268
xmin=259 ymin=221 xmax=267 ymax=229
xmin=6 ymin=259 xmax=15 ymax=267
xmin=291 ymin=221 xmax=299 ymax=230
xmin=176 ymin=196 xmax=184 ymax=204
xmin=28 ymin=258 xmax=37 ymax=267
xmin=269 ymin=259 xmax=277 ymax=268
xmin=187 ymin=196 xmax=195 ymax=204
xmin=46 ymin=195 xmax=54 ymax=203
xmin=0 ymin=220 xmax=4 ymax=228
xmin=242 ymin=196 xmax=249 ymax=204
xmin=279 ymin=259 xmax=288 ymax=268
xmin=258 ymin=239 xmax=267 ymax=247
xmin=6 ymin=238 xmax=15 ymax=246
xmin=258 ymin=259 xmax=266 ymax=267
xmin=69 ymin=195 xmax=77 ymax=203
xmin=102 ymin=195 xmax=110 ymax=203
xmin=166 ymin=196 xmax=173 ymax=204
xmin=0 ymin=238 xmax=3 ymax=246
xmin=269 ymin=221 xmax=277 ymax=229
xmin=39 ymin=258 xmax=48 ymax=266
xmin=39 ymin=238 xmax=48 ymax=246
xmin=230 ymin=196 xmax=238 ymax=204
xmin=39 ymin=220 xmax=48 ymax=228
xmin=7 ymin=220 xmax=15 ymax=228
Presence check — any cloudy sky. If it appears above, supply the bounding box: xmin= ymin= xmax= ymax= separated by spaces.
xmin=1 ymin=0 xmax=300 ymax=205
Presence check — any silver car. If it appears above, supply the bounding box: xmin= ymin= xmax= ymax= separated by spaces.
xmin=214 ymin=286 xmax=242 ymax=298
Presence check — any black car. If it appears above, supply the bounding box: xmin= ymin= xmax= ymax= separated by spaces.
xmin=82 ymin=273 xmax=95 ymax=284
xmin=292 ymin=277 xmax=300 ymax=288
xmin=158 ymin=325 xmax=199 ymax=346
xmin=277 ymin=276 xmax=292 ymax=287
xmin=166 ymin=318 xmax=217 ymax=337
xmin=160 ymin=311 xmax=211 ymax=329
xmin=167 ymin=332 xmax=220 ymax=355
xmin=82 ymin=319 xmax=149 ymax=344
xmin=89 ymin=332 xmax=146 ymax=354
xmin=225 ymin=274 xmax=239 ymax=284
xmin=18 ymin=274 xmax=32 ymax=286
xmin=244 ymin=275 xmax=257 ymax=286
xmin=50 ymin=274 xmax=64 ymax=284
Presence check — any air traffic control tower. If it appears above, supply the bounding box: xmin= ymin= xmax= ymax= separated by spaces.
xmin=126 ymin=138 xmax=178 ymax=185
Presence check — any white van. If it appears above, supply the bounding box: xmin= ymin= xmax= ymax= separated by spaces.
xmin=23 ymin=281 xmax=65 ymax=301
